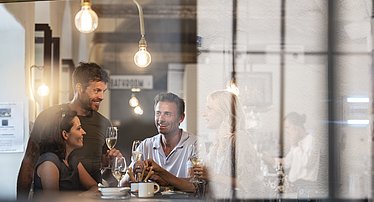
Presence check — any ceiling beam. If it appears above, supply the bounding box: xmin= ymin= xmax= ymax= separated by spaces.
xmin=94 ymin=4 xmax=196 ymax=19
xmin=93 ymin=32 xmax=197 ymax=44
xmin=0 ymin=0 xmax=57 ymax=3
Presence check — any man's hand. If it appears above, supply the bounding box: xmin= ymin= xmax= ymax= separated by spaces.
xmin=144 ymin=159 xmax=169 ymax=186
xmin=144 ymin=159 xmax=162 ymax=172
xmin=107 ymin=148 xmax=122 ymax=158
xmin=149 ymin=173 xmax=169 ymax=186
xmin=101 ymin=148 xmax=123 ymax=168
xmin=145 ymin=159 xmax=196 ymax=192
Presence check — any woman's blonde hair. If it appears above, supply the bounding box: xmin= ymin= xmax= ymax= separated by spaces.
xmin=208 ymin=90 xmax=246 ymax=131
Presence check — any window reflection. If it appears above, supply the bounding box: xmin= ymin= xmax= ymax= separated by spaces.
xmin=0 ymin=0 xmax=372 ymax=200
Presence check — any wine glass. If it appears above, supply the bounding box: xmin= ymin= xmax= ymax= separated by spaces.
xmin=189 ymin=154 xmax=204 ymax=183
xmin=189 ymin=143 xmax=205 ymax=182
xmin=105 ymin=126 xmax=118 ymax=150
xmin=189 ymin=143 xmax=206 ymax=198
xmin=132 ymin=140 xmax=142 ymax=161
xmin=111 ymin=156 xmax=127 ymax=187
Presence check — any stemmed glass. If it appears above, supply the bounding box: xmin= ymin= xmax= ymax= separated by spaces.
xmin=101 ymin=126 xmax=118 ymax=178
xmin=111 ymin=156 xmax=127 ymax=187
xmin=190 ymin=154 xmax=204 ymax=183
xmin=132 ymin=140 xmax=143 ymax=181
xmin=105 ymin=126 xmax=118 ymax=150
xmin=132 ymin=140 xmax=142 ymax=161
xmin=189 ymin=143 xmax=206 ymax=198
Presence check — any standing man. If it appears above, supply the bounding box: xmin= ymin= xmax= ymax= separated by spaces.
xmin=17 ymin=62 xmax=121 ymax=200
xmin=124 ymin=92 xmax=197 ymax=192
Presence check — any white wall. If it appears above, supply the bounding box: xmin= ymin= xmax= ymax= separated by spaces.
xmin=0 ymin=5 xmax=29 ymax=200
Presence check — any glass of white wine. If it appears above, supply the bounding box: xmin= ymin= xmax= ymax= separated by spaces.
xmin=190 ymin=155 xmax=204 ymax=182
xmin=111 ymin=156 xmax=127 ymax=187
xmin=132 ymin=140 xmax=142 ymax=161
xmin=105 ymin=126 xmax=118 ymax=150
xmin=189 ymin=143 xmax=206 ymax=198
xmin=189 ymin=143 xmax=204 ymax=182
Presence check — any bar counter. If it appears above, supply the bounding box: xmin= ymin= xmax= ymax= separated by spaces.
xmin=30 ymin=190 xmax=203 ymax=202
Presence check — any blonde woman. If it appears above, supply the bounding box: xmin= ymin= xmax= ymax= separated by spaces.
xmin=195 ymin=90 xmax=264 ymax=199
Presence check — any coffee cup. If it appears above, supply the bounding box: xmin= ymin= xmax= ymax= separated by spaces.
xmin=130 ymin=182 xmax=139 ymax=193
xmin=138 ymin=182 xmax=160 ymax=197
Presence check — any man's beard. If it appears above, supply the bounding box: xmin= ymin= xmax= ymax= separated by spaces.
xmin=79 ymin=96 xmax=96 ymax=111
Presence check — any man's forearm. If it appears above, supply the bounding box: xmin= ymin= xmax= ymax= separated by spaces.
xmin=17 ymin=140 xmax=39 ymax=200
xmin=17 ymin=159 xmax=34 ymax=199
xmin=158 ymin=169 xmax=196 ymax=193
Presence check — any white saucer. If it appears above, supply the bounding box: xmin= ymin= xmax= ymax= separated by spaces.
xmin=99 ymin=187 xmax=130 ymax=197
xmin=161 ymin=190 xmax=187 ymax=195
xmin=101 ymin=195 xmax=130 ymax=200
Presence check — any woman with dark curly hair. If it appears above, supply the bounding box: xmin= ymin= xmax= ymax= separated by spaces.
xmin=33 ymin=109 xmax=97 ymax=196
xmin=281 ymin=112 xmax=321 ymax=197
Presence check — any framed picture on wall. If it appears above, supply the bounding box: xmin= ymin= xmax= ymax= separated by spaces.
xmin=237 ymin=72 xmax=273 ymax=109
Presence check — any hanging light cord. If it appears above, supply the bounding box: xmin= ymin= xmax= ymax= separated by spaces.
xmin=29 ymin=65 xmax=44 ymax=119
xmin=133 ymin=0 xmax=145 ymax=37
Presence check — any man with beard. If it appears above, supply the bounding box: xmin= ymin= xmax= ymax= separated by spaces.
xmin=17 ymin=62 xmax=122 ymax=200
xmin=122 ymin=92 xmax=197 ymax=192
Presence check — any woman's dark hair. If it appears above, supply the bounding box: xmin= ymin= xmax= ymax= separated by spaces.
xmin=154 ymin=92 xmax=185 ymax=116
xmin=72 ymin=62 xmax=110 ymax=89
xmin=284 ymin=112 xmax=306 ymax=128
xmin=39 ymin=109 xmax=77 ymax=160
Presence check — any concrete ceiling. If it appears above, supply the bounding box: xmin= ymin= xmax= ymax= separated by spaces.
xmin=90 ymin=0 xmax=197 ymax=75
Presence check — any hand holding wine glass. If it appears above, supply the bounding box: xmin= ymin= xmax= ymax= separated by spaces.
xmin=105 ymin=126 xmax=118 ymax=150
xmin=189 ymin=143 xmax=205 ymax=182
xmin=189 ymin=143 xmax=207 ymax=198
xmin=190 ymin=155 xmax=205 ymax=182
xmin=111 ymin=156 xmax=127 ymax=187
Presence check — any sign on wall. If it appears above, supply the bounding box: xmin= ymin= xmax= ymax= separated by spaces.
xmin=0 ymin=102 xmax=24 ymax=153
xmin=110 ymin=75 xmax=153 ymax=89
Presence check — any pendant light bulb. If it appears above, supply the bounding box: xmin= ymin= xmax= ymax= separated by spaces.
xmin=75 ymin=0 xmax=98 ymax=33
xmin=134 ymin=36 xmax=151 ymax=68
xmin=129 ymin=94 xmax=139 ymax=107
xmin=37 ymin=83 xmax=49 ymax=97
xmin=134 ymin=105 xmax=144 ymax=115
xmin=134 ymin=46 xmax=151 ymax=68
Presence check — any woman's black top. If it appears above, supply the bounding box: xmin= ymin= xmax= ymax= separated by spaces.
xmin=33 ymin=152 xmax=83 ymax=192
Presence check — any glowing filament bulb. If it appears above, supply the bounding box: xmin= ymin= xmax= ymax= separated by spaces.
xmin=129 ymin=94 xmax=139 ymax=107
xmin=134 ymin=47 xmax=152 ymax=68
xmin=134 ymin=106 xmax=143 ymax=115
xmin=74 ymin=1 xmax=98 ymax=33
xmin=37 ymin=83 xmax=49 ymax=97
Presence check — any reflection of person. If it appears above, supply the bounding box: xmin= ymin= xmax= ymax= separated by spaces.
xmin=195 ymin=90 xmax=263 ymax=199
xmin=33 ymin=109 xmax=97 ymax=196
xmin=282 ymin=112 xmax=320 ymax=193
xmin=122 ymin=92 xmax=196 ymax=192
xmin=17 ymin=62 xmax=122 ymax=200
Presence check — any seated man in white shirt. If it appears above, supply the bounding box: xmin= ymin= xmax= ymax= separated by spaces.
xmin=122 ymin=92 xmax=197 ymax=192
